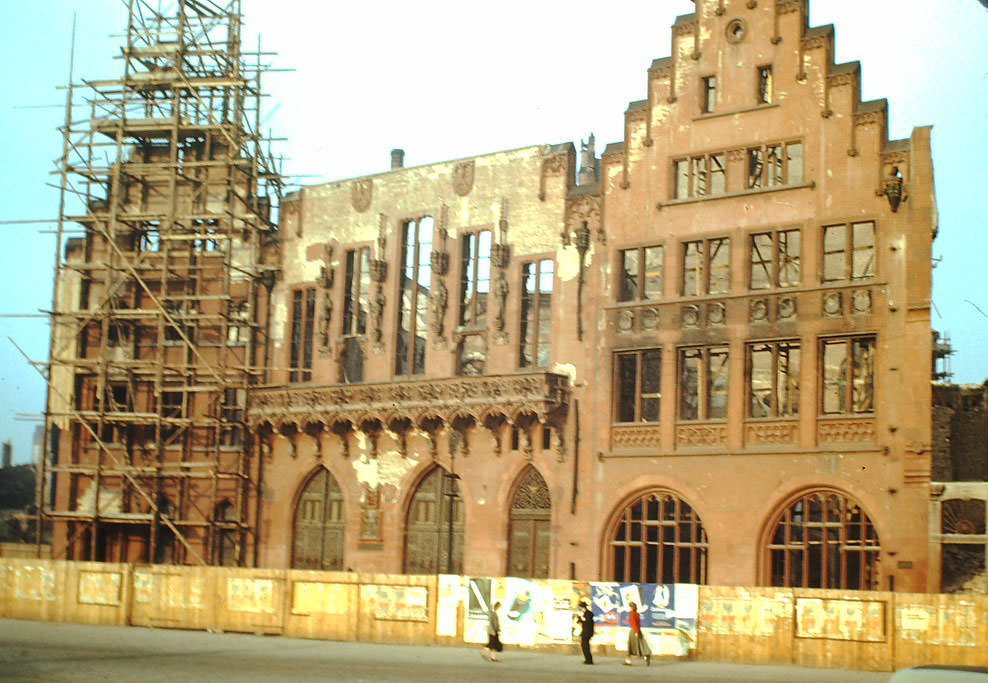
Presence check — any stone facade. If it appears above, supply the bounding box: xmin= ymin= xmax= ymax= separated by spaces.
xmin=251 ymin=0 xmax=938 ymax=591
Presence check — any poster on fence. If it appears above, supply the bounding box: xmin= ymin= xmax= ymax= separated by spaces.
xmin=227 ymin=577 xmax=276 ymax=613
xmin=699 ymin=596 xmax=780 ymax=636
xmin=463 ymin=577 xmax=589 ymax=646
xmin=435 ymin=575 xmax=461 ymax=636
xmin=78 ymin=571 xmax=122 ymax=606
xmin=361 ymin=584 xmax=429 ymax=621
xmin=795 ymin=598 xmax=886 ymax=642
xmin=590 ymin=582 xmax=698 ymax=656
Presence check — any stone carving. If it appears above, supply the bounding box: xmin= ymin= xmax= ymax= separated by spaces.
xmin=351 ymin=179 xmax=373 ymax=213
xmin=565 ymin=195 xmax=603 ymax=244
xmin=776 ymin=0 xmax=801 ymax=14
xmin=817 ymin=419 xmax=876 ymax=443
xmin=777 ymin=296 xmax=797 ymax=320
xmin=746 ymin=422 xmax=798 ymax=445
xmin=612 ymin=424 xmax=662 ymax=450
xmin=511 ymin=468 xmax=551 ymax=510
xmin=673 ymin=21 xmax=696 ymax=37
xmin=883 ymin=166 xmax=904 ymax=212
xmin=248 ymin=372 xmax=570 ymax=431
xmin=369 ymin=216 xmax=388 ymax=353
xmin=801 ymin=35 xmax=829 ymax=51
xmin=727 ymin=148 xmax=746 ymax=162
xmin=852 ymin=289 xmax=872 ymax=315
xmin=491 ymin=243 xmax=510 ymax=344
xmin=676 ymin=424 xmax=727 ymax=448
xmin=854 ymin=111 xmax=883 ymax=127
xmin=452 ymin=160 xmax=475 ymax=197
xmin=318 ymin=245 xmax=335 ymax=355
xmin=360 ymin=483 xmax=381 ymax=541
xmin=827 ymin=73 xmax=855 ymax=88
xmin=682 ymin=305 xmax=701 ymax=328
xmin=822 ymin=291 xmax=842 ymax=318
xmin=641 ymin=308 xmax=660 ymax=331
xmin=430 ymin=221 xmax=450 ymax=348
xmin=539 ymin=153 xmax=567 ymax=201
xmin=617 ymin=309 xmax=635 ymax=333
xmin=750 ymin=298 xmax=769 ymax=323
xmin=707 ymin=302 xmax=726 ymax=326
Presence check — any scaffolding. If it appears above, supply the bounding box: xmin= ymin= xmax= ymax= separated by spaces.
xmin=41 ymin=0 xmax=282 ymax=565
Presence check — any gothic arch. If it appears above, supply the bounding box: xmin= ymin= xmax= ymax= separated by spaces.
xmin=403 ymin=465 xmax=464 ymax=575
xmin=762 ymin=487 xmax=881 ymax=590
xmin=291 ymin=466 xmax=345 ymax=570
xmin=507 ymin=466 xmax=551 ymax=578
xmin=607 ymin=488 xmax=708 ymax=584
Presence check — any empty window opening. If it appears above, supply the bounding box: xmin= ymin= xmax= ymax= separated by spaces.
xmin=682 ymin=237 xmax=730 ymax=296
xmin=610 ymin=490 xmax=708 ymax=584
xmin=614 ymin=349 xmax=661 ymax=423
xmin=747 ymin=341 xmax=800 ymax=418
xmin=679 ymin=346 xmax=729 ymax=421
xmin=519 ymin=259 xmax=553 ymax=368
xmin=823 ymin=222 xmax=875 ymax=282
xmin=396 ymin=217 xmax=433 ymax=376
xmin=767 ymin=490 xmax=881 ymax=590
xmin=674 ymin=154 xmax=726 ymax=199
xmin=342 ymin=247 xmax=371 ymax=336
xmin=701 ymin=76 xmax=717 ymax=113
xmin=459 ymin=230 xmax=492 ymax=328
xmin=821 ymin=336 xmax=875 ymax=414
xmin=747 ymin=141 xmax=803 ymax=189
xmin=618 ymin=245 xmax=663 ymax=302
xmin=750 ymin=229 xmax=800 ymax=290
xmin=289 ymin=287 xmax=316 ymax=383
xmin=757 ymin=65 xmax=773 ymax=104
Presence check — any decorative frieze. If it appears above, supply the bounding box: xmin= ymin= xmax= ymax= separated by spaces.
xmin=817 ymin=418 xmax=876 ymax=443
xmin=746 ymin=421 xmax=798 ymax=445
xmin=677 ymin=424 xmax=728 ymax=448
xmin=248 ymin=372 xmax=569 ymax=431
xmin=612 ymin=424 xmax=662 ymax=450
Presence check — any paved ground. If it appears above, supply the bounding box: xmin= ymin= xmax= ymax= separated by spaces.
xmin=0 ymin=618 xmax=892 ymax=682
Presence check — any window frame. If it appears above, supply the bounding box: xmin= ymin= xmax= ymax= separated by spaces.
xmin=289 ymin=286 xmax=316 ymax=383
xmin=748 ymin=227 xmax=801 ymax=290
xmin=681 ymin=236 xmax=731 ymax=297
xmin=342 ymin=245 xmax=371 ymax=337
xmin=821 ymin=221 xmax=876 ymax=283
xmin=757 ymin=65 xmax=773 ymax=105
xmin=518 ymin=257 xmax=554 ymax=369
xmin=819 ymin=335 xmax=876 ymax=415
xmin=701 ymin=75 xmax=717 ymax=113
xmin=613 ymin=348 xmax=662 ymax=424
xmin=746 ymin=140 xmax=803 ymax=189
xmin=677 ymin=345 xmax=730 ymax=422
xmin=395 ymin=216 xmax=434 ymax=377
xmin=746 ymin=340 xmax=800 ymax=419
xmin=617 ymin=243 xmax=664 ymax=302
xmin=674 ymin=153 xmax=727 ymax=200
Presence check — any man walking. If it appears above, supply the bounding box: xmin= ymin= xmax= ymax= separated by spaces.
xmin=577 ymin=600 xmax=595 ymax=665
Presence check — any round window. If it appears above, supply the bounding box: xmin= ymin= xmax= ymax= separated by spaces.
xmin=725 ymin=18 xmax=747 ymax=44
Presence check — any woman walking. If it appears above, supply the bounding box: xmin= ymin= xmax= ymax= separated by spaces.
xmin=623 ymin=601 xmax=651 ymax=666
xmin=482 ymin=601 xmax=503 ymax=662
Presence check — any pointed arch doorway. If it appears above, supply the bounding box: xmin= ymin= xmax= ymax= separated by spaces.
xmin=404 ymin=466 xmax=464 ymax=574
xmin=507 ymin=467 xmax=551 ymax=578
xmin=292 ymin=467 xmax=345 ymax=570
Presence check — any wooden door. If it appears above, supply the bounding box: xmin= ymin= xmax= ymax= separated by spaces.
xmin=292 ymin=468 xmax=345 ymax=570
xmin=404 ymin=467 xmax=464 ymax=574
xmin=507 ymin=468 xmax=551 ymax=578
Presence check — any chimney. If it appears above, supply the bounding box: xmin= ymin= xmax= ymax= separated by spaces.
xmin=391 ymin=148 xmax=405 ymax=170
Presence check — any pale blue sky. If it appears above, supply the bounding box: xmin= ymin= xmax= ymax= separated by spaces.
xmin=0 ymin=1 xmax=985 ymax=464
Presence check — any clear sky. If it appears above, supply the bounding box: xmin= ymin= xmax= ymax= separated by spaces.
xmin=0 ymin=1 xmax=985 ymax=465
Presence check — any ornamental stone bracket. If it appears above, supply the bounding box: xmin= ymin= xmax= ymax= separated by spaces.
xmin=247 ymin=372 xmax=570 ymax=436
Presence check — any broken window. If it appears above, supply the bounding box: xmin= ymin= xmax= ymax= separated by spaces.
xmin=289 ymin=287 xmax=315 ymax=382
xmin=747 ymin=341 xmax=800 ymax=418
xmin=396 ymin=216 xmax=433 ymax=376
xmin=163 ymin=300 xmax=194 ymax=344
xmin=220 ymin=388 xmax=245 ymax=446
xmin=160 ymin=390 xmax=183 ymax=442
xmin=678 ymin=345 xmax=729 ymax=421
xmin=701 ymin=75 xmax=717 ymax=113
xmin=618 ymin=245 xmax=663 ymax=302
xmin=750 ymin=228 xmax=800 ymax=289
xmin=821 ymin=336 xmax=875 ymax=414
xmin=614 ymin=349 xmax=661 ymax=423
xmin=226 ymin=299 xmax=249 ymax=344
xmin=682 ymin=237 xmax=729 ymax=296
xmin=757 ymin=65 xmax=773 ymax=104
xmin=747 ymin=140 xmax=802 ymax=189
xmin=459 ymin=229 xmax=491 ymax=328
xmin=767 ymin=490 xmax=881 ymax=589
xmin=457 ymin=334 xmax=487 ymax=376
xmin=610 ymin=490 xmax=708 ymax=584
xmin=519 ymin=259 xmax=553 ymax=368
xmin=342 ymin=247 xmax=371 ymax=336
xmin=673 ymin=154 xmax=726 ymax=199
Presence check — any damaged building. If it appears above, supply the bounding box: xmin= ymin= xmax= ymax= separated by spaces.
xmin=45 ymin=0 xmax=950 ymax=593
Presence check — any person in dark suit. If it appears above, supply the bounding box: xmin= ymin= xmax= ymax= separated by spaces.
xmin=577 ymin=600 xmax=595 ymax=665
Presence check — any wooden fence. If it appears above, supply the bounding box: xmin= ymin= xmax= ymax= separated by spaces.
xmin=0 ymin=558 xmax=984 ymax=672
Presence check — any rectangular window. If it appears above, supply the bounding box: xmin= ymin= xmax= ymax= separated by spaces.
xmin=289 ymin=287 xmax=315 ymax=382
xmin=822 ymin=221 xmax=875 ymax=282
xmin=342 ymin=247 xmax=370 ymax=336
xmin=682 ymin=237 xmax=730 ymax=296
xmin=678 ymin=346 xmax=729 ymax=421
xmin=161 ymin=390 xmax=183 ymax=441
xmin=220 ymin=388 xmax=245 ymax=446
xmin=673 ymin=153 xmax=726 ymax=199
xmin=747 ymin=341 xmax=800 ymax=418
xmin=750 ymin=228 xmax=801 ymax=289
xmin=396 ymin=216 xmax=433 ymax=375
xmin=701 ymin=76 xmax=717 ymax=113
xmin=757 ymin=65 xmax=773 ymax=104
xmin=747 ymin=141 xmax=803 ymax=189
xmin=519 ymin=259 xmax=553 ymax=368
xmin=459 ymin=229 xmax=492 ymax=328
xmin=618 ymin=245 xmax=663 ymax=302
xmin=614 ymin=349 xmax=661 ymax=423
xmin=821 ymin=336 xmax=875 ymax=414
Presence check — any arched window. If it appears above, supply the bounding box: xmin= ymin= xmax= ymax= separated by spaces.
xmin=404 ymin=466 xmax=464 ymax=574
xmin=766 ymin=489 xmax=880 ymax=589
xmin=609 ymin=490 xmax=708 ymax=584
xmin=292 ymin=468 xmax=345 ymax=570
xmin=507 ymin=467 xmax=551 ymax=578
